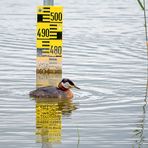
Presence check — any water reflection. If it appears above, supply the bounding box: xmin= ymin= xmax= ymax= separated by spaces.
xmin=36 ymin=99 xmax=62 ymax=144
xmin=34 ymin=73 xmax=78 ymax=147
xmin=133 ymin=99 xmax=147 ymax=148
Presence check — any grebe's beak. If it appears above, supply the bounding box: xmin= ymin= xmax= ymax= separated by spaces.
xmin=74 ymin=85 xmax=80 ymax=89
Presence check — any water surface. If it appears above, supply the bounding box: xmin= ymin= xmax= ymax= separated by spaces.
xmin=0 ymin=0 xmax=148 ymax=148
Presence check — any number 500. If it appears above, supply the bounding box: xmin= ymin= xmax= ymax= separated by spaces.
xmin=50 ymin=12 xmax=62 ymax=21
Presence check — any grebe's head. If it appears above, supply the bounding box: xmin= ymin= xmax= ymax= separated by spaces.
xmin=58 ymin=78 xmax=80 ymax=90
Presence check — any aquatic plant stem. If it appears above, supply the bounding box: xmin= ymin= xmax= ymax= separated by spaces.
xmin=143 ymin=0 xmax=148 ymax=101
xmin=77 ymin=128 xmax=80 ymax=148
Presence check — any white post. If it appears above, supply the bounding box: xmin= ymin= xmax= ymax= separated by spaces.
xmin=43 ymin=0 xmax=54 ymax=5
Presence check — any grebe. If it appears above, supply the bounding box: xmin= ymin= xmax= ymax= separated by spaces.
xmin=29 ymin=78 xmax=80 ymax=99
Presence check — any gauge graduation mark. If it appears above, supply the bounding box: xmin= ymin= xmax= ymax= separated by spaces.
xmin=36 ymin=6 xmax=63 ymax=58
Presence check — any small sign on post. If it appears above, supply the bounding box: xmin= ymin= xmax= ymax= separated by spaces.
xmin=36 ymin=6 xmax=63 ymax=73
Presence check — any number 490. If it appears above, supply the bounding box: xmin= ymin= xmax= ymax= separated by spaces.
xmin=37 ymin=28 xmax=50 ymax=37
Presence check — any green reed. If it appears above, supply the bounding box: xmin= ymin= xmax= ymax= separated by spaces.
xmin=136 ymin=0 xmax=148 ymax=100
xmin=77 ymin=127 xmax=80 ymax=148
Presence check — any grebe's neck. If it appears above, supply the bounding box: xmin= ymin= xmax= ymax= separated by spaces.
xmin=58 ymin=82 xmax=69 ymax=91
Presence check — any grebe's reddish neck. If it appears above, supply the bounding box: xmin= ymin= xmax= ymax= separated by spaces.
xmin=58 ymin=82 xmax=69 ymax=91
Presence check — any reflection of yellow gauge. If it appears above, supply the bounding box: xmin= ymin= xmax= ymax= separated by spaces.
xmin=35 ymin=96 xmax=78 ymax=143
xmin=36 ymin=6 xmax=63 ymax=72
xmin=36 ymin=102 xmax=62 ymax=143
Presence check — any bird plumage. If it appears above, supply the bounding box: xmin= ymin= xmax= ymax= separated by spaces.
xmin=29 ymin=78 xmax=79 ymax=99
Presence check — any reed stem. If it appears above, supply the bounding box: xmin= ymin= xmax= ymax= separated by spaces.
xmin=77 ymin=128 xmax=80 ymax=148
xmin=143 ymin=0 xmax=148 ymax=100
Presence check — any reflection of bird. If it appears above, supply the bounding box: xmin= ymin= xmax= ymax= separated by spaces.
xmin=30 ymin=78 xmax=80 ymax=99
xmin=42 ymin=143 xmax=52 ymax=148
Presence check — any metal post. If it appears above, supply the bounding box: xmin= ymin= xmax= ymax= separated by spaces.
xmin=43 ymin=0 xmax=54 ymax=5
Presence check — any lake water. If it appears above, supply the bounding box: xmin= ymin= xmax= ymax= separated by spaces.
xmin=0 ymin=0 xmax=148 ymax=148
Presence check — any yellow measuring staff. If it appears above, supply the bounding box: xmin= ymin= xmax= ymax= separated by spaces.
xmin=36 ymin=6 xmax=63 ymax=72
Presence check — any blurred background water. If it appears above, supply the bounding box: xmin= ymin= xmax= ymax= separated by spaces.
xmin=0 ymin=0 xmax=148 ymax=147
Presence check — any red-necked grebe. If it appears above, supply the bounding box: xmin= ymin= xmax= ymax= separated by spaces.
xmin=29 ymin=78 xmax=80 ymax=99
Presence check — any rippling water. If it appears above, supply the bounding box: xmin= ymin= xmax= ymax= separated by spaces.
xmin=0 ymin=0 xmax=148 ymax=147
